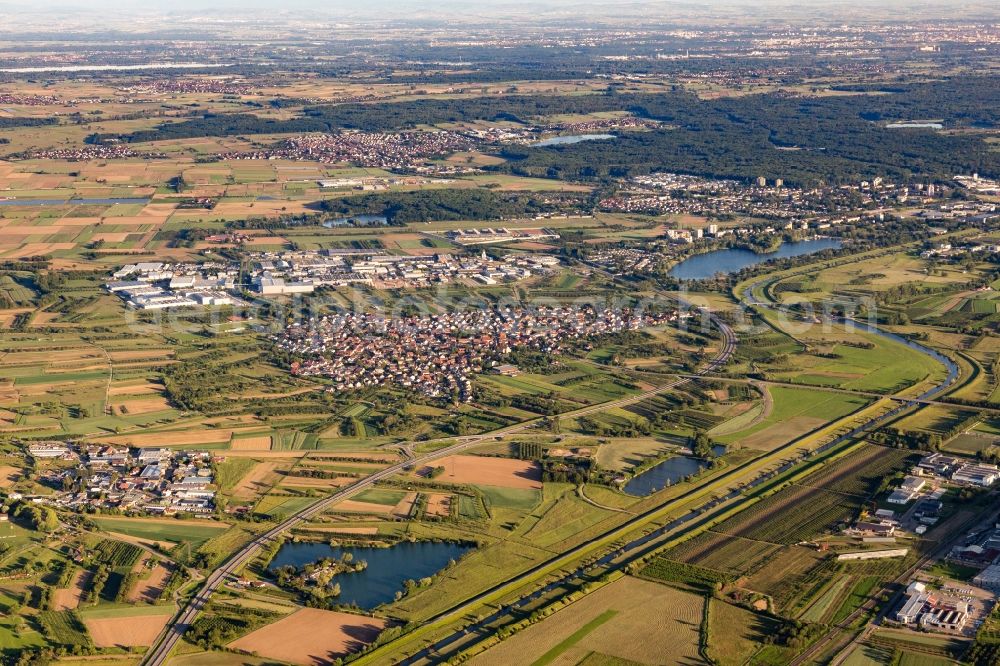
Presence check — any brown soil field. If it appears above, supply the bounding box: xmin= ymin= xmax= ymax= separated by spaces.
xmin=232 ymin=462 xmax=281 ymax=500
xmin=6 ymin=243 xmax=77 ymax=258
xmin=11 ymin=349 xmax=100 ymax=363
xmin=280 ymin=476 xmax=355 ymax=489
xmin=218 ymin=449 xmax=314 ymax=459
xmin=107 ymin=381 xmax=163 ymax=396
xmin=51 ymin=569 xmax=90 ymax=611
xmin=128 ymin=561 xmax=173 ymax=603
xmin=0 ymin=465 xmax=21 ymax=488
xmin=392 ymin=491 xmax=418 ymax=518
xmin=420 ymin=455 xmax=541 ymax=489
xmin=471 ymin=576 xmax=705 ymax=666
xmin=91 ymin=232 xmax=132 ymax=243
xmin=85 ymin=613 xmax=173 ymax=648
xmin=113 ymin=396 xmax=172 ymax=415
xmin=244 ymin=235 xmax=289 ymax=245
xmin=229 ymin=608 xmax=388 ymax=664
xmin=425 ymin=493 xmax=452 ymax=518
xmin=230 ymin=436 xmax=273 ymax=451
xmin=333 ymin=500 xmax=394 ymax=514
xmin=740 ymin=416 xmax=827 ymax=451
xmin=298 ymin=526 xmax=379 ymax=536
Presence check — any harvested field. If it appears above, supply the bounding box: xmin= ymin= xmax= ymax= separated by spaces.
xmin=0 ymin=464 xmax=21 ymax=488
xmin=112 ymin=396 xmax=172 ymax=415
xmin=392 ymin=491 xmax=418 ymax=518
xmin=51 ymin=569 xmax=90 ymax=611
xmin=230 ymin=435 xmax=273 ymax=451
xmin=95 ymin=429 xmax=234 ymax=447
xmin=298 ymin=526 xmax=379 ymax=536
xmin=229 ymin=608 xmax=388 ymax=665
xmin=707 ymin=598 xmax=780 ymax=666
xmin=84 ymin=613 xmax=172 ymax=648
xmin=280 ymin=476 xmax=354 ymax=489
xmin=471 ymin=576 xmax=704 ymax=666
xmin=426 ymin=493 xmax=452 ymax=518
xmin=739 ymin=416 xmax=826 ymax=451
xmin=232 ymin=462 xmax=280 ymax=500
xmin=333 ymin=500 xmax=394 ymax=514
xmin=128 ymin=560 xmax=173 ymax=603
xmin=422 ymin=455 xmax=541 ymax=489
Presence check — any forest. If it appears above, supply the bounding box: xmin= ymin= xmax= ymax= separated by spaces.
xmin=82 ymin=77 xmax=1000 ymax=185
xmin=317 ymin=189 xmax=554 ymax=224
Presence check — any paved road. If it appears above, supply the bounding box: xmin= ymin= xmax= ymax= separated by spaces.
xmin=141 ymin=310 xmax=736 ymax=666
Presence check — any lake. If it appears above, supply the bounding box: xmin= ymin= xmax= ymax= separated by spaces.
xmin=323 ymin=214 xmax=390 ymax=228
xmin=269 ymin=540 xmax=473 ymax=609
xmin=0 ymin=197 xmax=150 ymax=207
xmin=669 ymin=238 xmax=843 ymax=280
xmin=623 ymin=455 xmax=706 ymax=496
xmin=534 ymin=134 xmax=616 ymax=147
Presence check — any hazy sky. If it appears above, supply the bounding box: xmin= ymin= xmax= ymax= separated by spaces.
xmin=0 ymin=0 xmax=997 ymax=25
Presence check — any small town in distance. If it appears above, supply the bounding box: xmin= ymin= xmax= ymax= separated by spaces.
xmin=6 ymin=1 xmax=1000 ymax=665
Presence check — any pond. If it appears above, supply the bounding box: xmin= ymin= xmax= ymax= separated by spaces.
xmin=323 ymin=214 xmax=390 ymax=228
xmin=534 ymin=134 xmax=616 ymax=147
xmin=0 ymin=197 xmax=150 ymax=207
xmin=623 ymin=455 xmax=706 ymax=497
xmin=269 ymin=540 xmax=473 ymax=610
xmin=669 ymin=238 xmax=843 ymax=280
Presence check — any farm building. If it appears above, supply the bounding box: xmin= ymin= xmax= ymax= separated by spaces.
xmin=887 ymin=476 xmax=925 ymax=504
xmin=974 ymin=564 xmax=1000 ymax=591
xmin=952 ymin=463 xmax=1000 ymax=487
xmin=895 ymin=581 xmax=970 ymax=631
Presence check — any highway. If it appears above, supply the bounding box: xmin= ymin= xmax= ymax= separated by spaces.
xmin=140 ymin=309 xmax=737 ymax=666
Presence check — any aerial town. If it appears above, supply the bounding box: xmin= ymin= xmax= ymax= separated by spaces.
xmin=278 ymin=305 xmax=681 ymax=399
xmin=4 ymin=3 xmax=1000 ymax=666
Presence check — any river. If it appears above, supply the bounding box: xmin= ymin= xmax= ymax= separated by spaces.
xmin=669 ymin=238 xmax=843 ymax=280
xmin=269 ymin=540 xmax=473 ymax=610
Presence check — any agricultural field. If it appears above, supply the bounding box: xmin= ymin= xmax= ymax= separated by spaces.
xmin=754 ymin=323 xmax=946 ymax=395
xmin=228 ymin=608 xmax=389 ymax=665
xmin=470 ymin=576 xmax=704 ymax=666
xmin=706 ymin=598 xmax=787 ymax=666
xmin=416 ymin=455 xmax=542 ymax=489
xmin=79 ymin=605 xmax=173 ymax=649
xmin=714 ymin=385 xmax=869 ymax=450
xmin=1 ymin=16 xmax=999 ymax=666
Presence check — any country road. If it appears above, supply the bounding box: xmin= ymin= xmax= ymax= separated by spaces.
xmin=140 ymin=309 xmax=737 ymax=666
